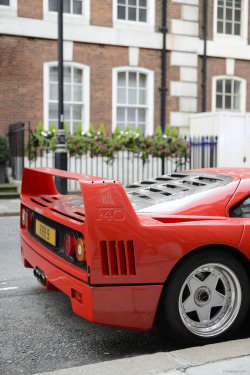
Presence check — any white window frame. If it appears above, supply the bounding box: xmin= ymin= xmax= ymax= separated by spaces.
xmin=0 ymin=0 xmax=17 ymax=16
xmin=212 ymin=75 xmax=246 ymax=112
xmin=113 ymin=0 xmax=155 ymax=31
xmin=112 ymin=66 xmax=154 ymax=135
xmin=44 ymin=61 xmax=90 ymax=133
xmin=43 ymin=0 xmax=90 ymax=25
xmin=213 ymin=0 xmax=248 ymax=43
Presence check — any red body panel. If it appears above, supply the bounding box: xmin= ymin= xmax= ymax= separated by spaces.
xmin=20 ymin=167 xmax=250 ymax=330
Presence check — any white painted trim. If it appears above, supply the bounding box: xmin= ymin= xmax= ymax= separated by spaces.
xmin=0 ymin=17 xmax=161 ymax=49
xmin=113 ymin=0 xmax=155 ymax=31
xmin=112 ymin=66 xmax=154 ymax=135
xmin=212 ymin=75 xmax=246 ymax=113
xmin=43 ymin=61 xmax=90 ymax=132
xmin=213 ymin=0 xmax=248 ymax=44
xmin=0 ymin=0 xmax=17 ymax=16
xmin=43 ymin=0 xmax=90 ymax=25
xmin=129 ymin=47 xmax=139 ymax=66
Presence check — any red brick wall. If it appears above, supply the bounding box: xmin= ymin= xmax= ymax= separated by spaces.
xmin=0 ymin=36 xmax=57 ymax=135
xmin=18 ymin=0 xmax=43 ymax=19
xmin=91 ymin=0 xmax=112 ymax=27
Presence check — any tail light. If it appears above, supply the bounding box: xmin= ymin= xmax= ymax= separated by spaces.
xmin=75 ymin=238 xmax=86 ymax=262
xmin=64 ymin=233 xmax=76 ymax=256
xmin=21 ymin=207 xmax=32 ymax=229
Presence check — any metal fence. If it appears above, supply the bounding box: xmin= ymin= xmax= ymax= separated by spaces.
xmin=8 ymin=122 xmax=218 ymax=188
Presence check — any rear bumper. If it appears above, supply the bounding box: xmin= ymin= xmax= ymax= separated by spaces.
xmin=21 ymin=236 xmax=163 ymax=331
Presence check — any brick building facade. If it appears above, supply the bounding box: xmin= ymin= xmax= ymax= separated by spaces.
xmin=0 ymin=0 xmax=250 ymax=136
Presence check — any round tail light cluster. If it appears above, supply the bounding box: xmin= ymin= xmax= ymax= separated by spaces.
xmin=21 ymin=207 xmax=32 ymax=229
xmin=63 ymin=233 xmax=86 ymax=262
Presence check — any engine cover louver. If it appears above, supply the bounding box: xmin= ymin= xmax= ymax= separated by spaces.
xmin=100 ymin=240 xmax=136 ymax=276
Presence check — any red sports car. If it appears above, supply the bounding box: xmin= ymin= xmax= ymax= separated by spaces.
xmin=20 ymin=167 xmax=250 ymax=345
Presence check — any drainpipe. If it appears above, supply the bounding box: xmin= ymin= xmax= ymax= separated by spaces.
xmin=160 ymin=0 xmax=168 ymax=134
xmin=202 ymin=0 xmax=208 ymax=112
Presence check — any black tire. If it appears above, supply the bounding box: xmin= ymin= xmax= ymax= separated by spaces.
xmin=158 ymin=249 xmax=250 ymax=346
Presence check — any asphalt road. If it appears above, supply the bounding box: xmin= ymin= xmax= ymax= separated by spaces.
xmin=0 ymin=217 xmax=179 ymax=375
xmin=1 ymin=217 xmax=250 ymax=375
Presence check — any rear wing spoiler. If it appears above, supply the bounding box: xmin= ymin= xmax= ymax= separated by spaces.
xmin=21 ymin=167 xmax=140 ymax=228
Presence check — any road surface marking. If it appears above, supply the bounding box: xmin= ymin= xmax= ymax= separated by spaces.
xmin=0 ymin=287 xmax=20 ymax=291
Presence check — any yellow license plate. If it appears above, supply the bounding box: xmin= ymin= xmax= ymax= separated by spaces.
xmin=36 ymin=220 xmax=56 ymax=246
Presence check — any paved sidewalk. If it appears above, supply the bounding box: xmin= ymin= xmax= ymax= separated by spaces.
xmin=0 ymin=198 xmax=20 ymax=216
xmin=36 ymin=338 xmax=250 ymax=375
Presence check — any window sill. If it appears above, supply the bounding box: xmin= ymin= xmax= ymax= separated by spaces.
xmin=43 ymin=12 xmax=90 ymax=25
xmin=113 ymin=20 xmax=155 ymax=33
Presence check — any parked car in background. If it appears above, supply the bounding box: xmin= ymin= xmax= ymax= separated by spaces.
xmin=20 ymin=167 xmax=250 ymax=345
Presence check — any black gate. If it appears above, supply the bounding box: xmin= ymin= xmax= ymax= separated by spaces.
xmin=8 ymin=121 xmax=27 ymax=180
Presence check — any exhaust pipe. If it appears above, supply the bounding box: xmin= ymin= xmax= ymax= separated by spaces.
xmin=34 ymin=267 xmax=47 ymax=286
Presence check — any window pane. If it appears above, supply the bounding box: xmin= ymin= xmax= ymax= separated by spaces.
xmin=234 ymin=95 xmax=240 ymax=110
xmin=118 ymin=0 xmax=125 ymax=4
xmin=117 ymin=88 xmax=126 ymax=104
xmin=129 ymin=72 xmax=137 ymax=87
xmin=234 ymin=81 xmax=240 ymax=94
xmin=49 ymin=120 xmax=58 ymax=128
xmin=139 ymin=0 xmax=147 ymax=6
xmin=118 ymin=5 xmax=126 ymax=19
xmin=0 ymin=0 xmax=10 ymax=5
xmin=74 ymin=85 xmax=82 ymax=101
xmin=63 ymin=0 xmax=70 ymax=13
xmin=49 ymin=83 xmax=58 ymax=100
xmin=64 ymin=67 xmax=71 ymax=83
xmin=216 ymin=95 xmax=223 ymax=109
xmin=128 ymin=7 xmax=136 ymax=21
xmin=225 ymin=80 xmax=232 ymax=93
xmin=73 ymin=105 xmax=82 ymax=120
xmin=50 ymin=66 xmax=58 ymax=82
xmin=226 ymin=22 xmax=232 ymax=34
xmin=234 ymin=23 xmax=241 ymax=35
xmin=139 ymin=89 xmax=146 ymax=105
xmin=226 ymin=0 xmax=233 ymax=6
xmin=235 ymin=9 xmax=241 ymax=21
xmin=128 ymin=108 xmax=136 ymax=121
xmin=138 ymin=108 xmax=146 ymax=122
xmin=128 ymin=0 xmax=136 ymax=5
xmin=118 ymin=72 xmax=126 ymax=86
xmin=74 ymin=68 xmax=82 ymax=84
xmin=139 ymin=74 xmax=146 ymax=88
xmin=235 ymin=0 xmax=241 ymax=8
xmin=216 ymin=80 xmax=223 ymax=93
xmin=218 ymin=0 xmax=224 ymax=5
xmin=226 ymin=8 xmax=232 ymax=20
xmin=139 ymin=9 xmax=147 ymax=22
xmin=225 ymin=95 xmax=231 ymax=109
xmin=49 ymin=0 xmax=58 ymax=11
xmin=217 ymin=21 xmax=223 ymax=33
xmin=117 ymin=107 xmax=125 ymax=122
xmin=64 ymin=104 xmax=70 ymax=120
xmin=49 ymin=103 xmax=58 ymax=119
xmin=217 ymin=7 xmax=223 ymax=19
xmin=64 ymin=84 xmax=71 ymax=101
xmin=73 ymin=0 xmax=82 ymax=14
xmin=128 ymin=89 xmax=137 ymax=104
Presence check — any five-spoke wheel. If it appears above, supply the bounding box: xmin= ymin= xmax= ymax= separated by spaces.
xmin=159 ymin=249 xmax=250 ymax=345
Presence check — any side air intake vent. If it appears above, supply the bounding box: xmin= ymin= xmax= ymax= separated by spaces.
xmin=100 ymin=240 xmax=136 ymax=276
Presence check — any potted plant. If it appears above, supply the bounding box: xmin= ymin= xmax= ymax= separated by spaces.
xmin=0 ymin=135 xmax=10 ymax=183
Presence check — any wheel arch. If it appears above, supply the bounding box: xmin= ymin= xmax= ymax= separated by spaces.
xmin=154 ymin=244 xmax=250 ymax=325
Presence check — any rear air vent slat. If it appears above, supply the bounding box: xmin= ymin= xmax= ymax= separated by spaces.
xmin=100 ymin=240 xmax=136 ymax=276
xmin=30 ymin=198 xmax=47 ymax=207
xmin=51 ymin=209 xmax=84 ymax=223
